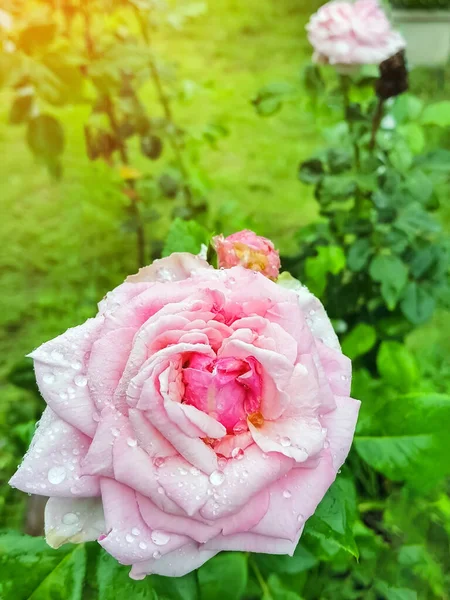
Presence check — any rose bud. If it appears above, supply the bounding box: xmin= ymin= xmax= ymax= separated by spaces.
xmin=213 ymin=229 xmax=281 ymax=280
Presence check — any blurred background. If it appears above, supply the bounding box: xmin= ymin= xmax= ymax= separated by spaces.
xmin=0 ymin=1 xmax=449 ymax=598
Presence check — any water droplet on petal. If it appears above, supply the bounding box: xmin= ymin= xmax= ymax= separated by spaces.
xmin=297 ymin=513 xmax=304 ymax=523
xmin=151 ymin=530 xmax=170 ymax=546
xmin=231 ymin=447 xmax=244 ymax=460
xmin=125 ymin=534 xmax=134 ymax=543
xmin=190 ymin=467 xmax=200 ymax=476
xmin=178 ymin=467 xmax=187 ymax=475
xmin=157 ymin=486 xmax=165 ymax=495
xmin=132 ymin=528 xmax=140 ymax=536
xmin=51 ymin=350 xmax=64 ymax=362
xmin=127 ymin=438 xmax=137 ymax=447
xmin=283 ymin=489 xmax=292 ymax=499
xmin=71 ymin=361 xmax=82 ymax=371
xmin=43 ymin=372 xmax=55 ymax=385
xmin=139 ymin=542 xmax=147 ymax=550
xmin=74 ymin=375 xmax=87 ymax=387
xmin=111 ymin=428 xmax=120 ymax=437
xmin=59 ymin=392 xmax=68 ymax=401
xmin=280 ymin=436 xmax=291 ymax=447
xmin=209 ymin=470 xmax=225 ymax=486
xmin=48 ymin=466 xmax=66 ymax=485
xmin=324 ymin=440 xmax=330 ymax=449
xmin=62 ymin=512 xmax=79 ymax=525
xmin=153 ymin=457 xmax=165 ymax=468
xmin=153 ymin=550 xmax=161 ymax=559
xmin=242 ymin=470 xmax=249 ymax=478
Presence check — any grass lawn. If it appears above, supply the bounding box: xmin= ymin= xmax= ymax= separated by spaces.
xmin=0 ymin=0 xmax=448 ymax=380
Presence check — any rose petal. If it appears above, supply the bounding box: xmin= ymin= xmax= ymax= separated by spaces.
xmin=9 ymin=408 xmax=99 ymax=497
xmin=130 ymin=542 xmax=217 ymax=579
xmin=29 ymin=317 xmax=104 ymax=437
xmin=45 ymin=497 xmax=105 ymax=548
xmin=321 ymin=396 xmax=361 ymax=470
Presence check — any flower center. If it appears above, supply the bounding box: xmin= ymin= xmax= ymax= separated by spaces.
xmin=182 ymin=354 xmax=262 ymax=433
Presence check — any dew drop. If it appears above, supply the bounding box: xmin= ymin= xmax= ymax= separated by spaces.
xmin=127 ymin=438 xmax=137 ymax=447
xmin=151 ymin=530 xmax=170 ymax=546
xmin=62 ymin=512 xmax=79 ymax=525
xmin=111 ymin=428 xmax=120 ymax=438
xmin=74 ymin=375 xmax=87 ymax=387
xmin=190 ymin=467 xmax=200 ymax=476
xmin=132 ymin=528 xmax=140 ymax=536
xmin=153 ymin=456 xmax=165 ymax=468
xmin=157 ymin=486 xmax=165 ymax=495
xmin=283 ymin=489 xmax=292 ymax=499
xmin=341 ymin=375 xmax=347 ymax=381
xmin=139 ymin=542 xmax=147 ymax=550
xmin=324 ymin=440 xmax=330 ymax=449
xmin=71 ymin=361 xmax=83 ymax=371
xmin=178 ymin=467 xmax=187 ymax=475
xmin=153 ymin=551 xmax=161 ymax=559
xmin=209 ymin=470 xmax=225 ymax=486
xmin=280 ymin=436 xmax=291 ymax=447
xmin=125 ymin=534 xmax=134 ymax=543
xmin=92 ymin=412 xmax=100 ymax=422
xmin=43 ymin=372 xmax=55 ymax=385
xmin=59 ymin=392 xmax=68 ymax=401
xmin=48 ymin=466 xmax=66 ymax=485
xmin=51 ymin=350 xmax=64 ymax=362
xmin=231 ymin=447 xmax=244 ymax=460
xmin=297 ymin=513 xmax=304 ymax=523
xmin=217 ymin=457 xmax=227 ymax=470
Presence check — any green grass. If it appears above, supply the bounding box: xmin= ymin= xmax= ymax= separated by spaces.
xmin=0 ymin=0 xmax=448 ymax=379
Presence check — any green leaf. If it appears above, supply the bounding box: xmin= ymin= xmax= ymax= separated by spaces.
xmin=264 ymin=574 xmax=303 ymax=600
xmin=152 ymin=573 xmax=198 ymax=600
xmin=305 ymin=246 xmax=346 ymax=297
xmin=9 ymin=94 xmax=34 ymax=125
xmin=18 ymin=23 xmax=57 ymax=54
xmin=316 ymin=175 xmax=356 ymax=205
xmin=327 ymin=149 xmax=352 ymax=174
xmin=389 ymin=141 xmax=413 ymax=173
xmin=376 ymin=341 xmax=419 ymax=392
xmin=298 ymin=158 xmax=324 ymax=184
xmin=369 ymin=255 xmax=408 ymax=310
xmin=421 ymin=101 xmax=450 ymax=127
xmin=347 ymin=238 xmax=372 ymax=272
xmin=355 ymin=393 xmax=450 ymax=484
xmin=97 ymin=550 xmax=155 ymax=600
xmin=400 ymin=282 xmax=436 ymax=325
xmin=162 ymin=218 xmax=210 ymax=256
xmin=402 ymin=171 xmax=433 ymax=206
xmin=198 ymin=553 xmax=247 ymax=600
xmin=254 ymin=545 xmax=317 ymax=576
xmin=304 ymin=477 xmax=359 ymax=558
xmin=252 ymin=82 xmax=297 ymax=117
xmin=342 ymin=323 xmax=377 ymax=360
xmin=377 ymin=582 xmax=417 ymax=600
xmin=398 ymin=123 xmax=425 ymax=154
xmin=0 ymin=532 xmax=85 ymax=600
xmin=141 ymin=135 xmax=163 ymax=160
xmin=26 ymin=114 xmax=65 ymax=159
xmin=391 ymin=94 xmax=424 ymax=123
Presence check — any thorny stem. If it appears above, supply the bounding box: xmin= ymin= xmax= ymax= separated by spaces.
xmin=103 ymin=96 xmax=146 ymax=268
xmin=340 ymin=74 xmax=361 ymax=171
xmin=250 ymin=557 xmax=273 ymax=600
xmin=134 ymin=8 xmax=193 ymax=209
xmin=369 ymin=97 xmax=385 ymax=151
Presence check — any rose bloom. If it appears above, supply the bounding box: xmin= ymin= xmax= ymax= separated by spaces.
xmin=213 ymin=230 xmax=281 ymax=280
xmin=306 ymin=0 xmax=406 ymax=67
xmin=10 ymin=251 xmax=360 ymax=579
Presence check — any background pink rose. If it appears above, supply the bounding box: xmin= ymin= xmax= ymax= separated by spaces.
xmin=10 ymin=253 xmax=359 ymax=579
xmin=213 ymin=230 xmax=281 ymax=280
xmin=306 ymin=0 xmax=406 ymax=67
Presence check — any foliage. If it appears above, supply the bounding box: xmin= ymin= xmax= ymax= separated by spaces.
xmin=390 ymin=0 xmax=450 ymax=9
xmin=284 ymin=89 xmax=450 ymax=371
xmin=1 ymin=0 xmax=450 ymax=599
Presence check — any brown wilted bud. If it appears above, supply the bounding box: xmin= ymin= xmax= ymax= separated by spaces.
xmin=375 ymin=50 xmax=409 ymax=100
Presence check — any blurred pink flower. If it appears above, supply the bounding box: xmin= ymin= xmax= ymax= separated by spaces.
xmin=10 ymin=252 xmax=359 ymax=578
xmin=306 ymin=0 xmax=406 ymax=67
xmin=213 ymin=229 xmax=281 ymax=280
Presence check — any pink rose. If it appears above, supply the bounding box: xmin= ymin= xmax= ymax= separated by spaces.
xmin=10 ymin=252 xmax=360 ymax=579
xmin=213 ymin=230 xmax=281 ymax=280
xmin=306 ymin=0 xmax=406 ymax=67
